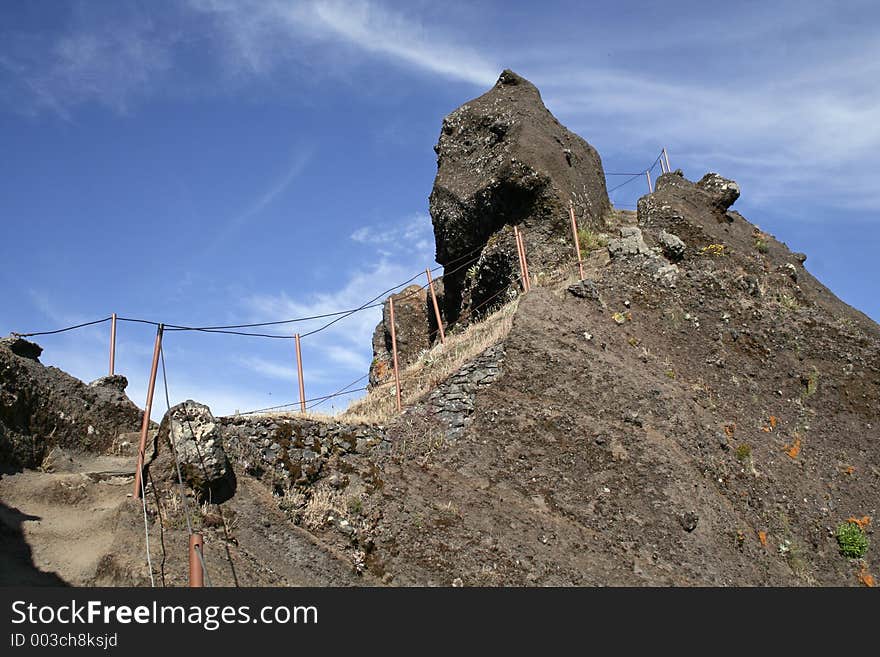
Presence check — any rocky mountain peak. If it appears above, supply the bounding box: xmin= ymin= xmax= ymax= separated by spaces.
xmin=430 ymin=69 xmax=610 ymax=327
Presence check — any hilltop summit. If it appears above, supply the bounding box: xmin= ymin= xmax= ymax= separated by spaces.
xmin=430 ymin=69 xmax=610 ymax=325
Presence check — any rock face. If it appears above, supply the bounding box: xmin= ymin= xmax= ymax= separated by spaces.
xmin=638 ymin=170 xmax=743 ymax=250
xmin=0 ymin=336 xmax=43 ymax=361
xmin=152 ymin=401 xmax=235 ymax=503
xmin=429 ymin=69 xmax=610 ymax=325
xmin=369 ymin=285 xmax=433 ymax=387
xmin=0 ymin=336 xmax=143 ymax=469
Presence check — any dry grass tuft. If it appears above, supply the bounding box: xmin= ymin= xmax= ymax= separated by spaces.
xmin=340 ymin=298 xmax=519 ymax=424
xmin=302 ymin=488 xmax=347 ymax=530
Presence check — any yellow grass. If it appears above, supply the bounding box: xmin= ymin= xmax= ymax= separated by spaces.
xmin=340 ymin=297 xmax=519 ymax=424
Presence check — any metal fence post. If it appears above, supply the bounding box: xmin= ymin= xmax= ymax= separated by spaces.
xmin=569 ymin=201 xmax=585 ymax=280
xmin=513 ymin=226 xmax=527 ymax=291
xmin=189 ymin=533 xmax=204 ymax=587
xmin=109 ymin=312 xmax=117 ymax=376
xmin=425 ymin=268 xmax=445 ymax=344
xmin=646 ymin=170 xmax=653 ymax=193
xmin=133 ymin=324 xmax=163 ymax=499
xmin=388 ymin=298 xmax=403 ymax=412
xmin=295 ymin=333 xmax=306 ymax=413
xmin=519 ymin=229 xmax=532 ymax=291
xmin=662 ymin=148 xmax=671 ymax=173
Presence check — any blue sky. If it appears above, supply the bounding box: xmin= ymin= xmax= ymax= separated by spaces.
xmin=2 ymin=0 xmax=878 ymax=418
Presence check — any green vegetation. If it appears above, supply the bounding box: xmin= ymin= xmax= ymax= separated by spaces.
xmin=803 ymin=367 xmax=819 ymax=398
xmin=836 ymin=522 xmax=869 ymax=558
xmin=734 ymin=443 xmax=752 ymax=462
xmin=755 ymin=238 xmax=769 ymax=253
xmin=577 ymin=227 xmax=607 ymax=258
xmin=779 ymin=294 xmax=800 ymax=311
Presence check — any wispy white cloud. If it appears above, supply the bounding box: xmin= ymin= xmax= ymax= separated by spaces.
xmin=206 ymin=148 xmax=312 ymax=254
xmin=189 ymin=0 xmax=499 ymax=86
xmin=528 ymin=32 xmax=880 ymax=213
xmin=350 ymin=212 xmax=435 ymax=258
xmin=234 ymin=355 xmax=298 ymax=382
xmin=1 ymin=14 xmax=174 ymax=117
xmin=241 ymin=212 xmax=436 ymax=406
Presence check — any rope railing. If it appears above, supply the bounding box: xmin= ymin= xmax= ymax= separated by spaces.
xmin=10 ymin=150 xmax=672 ymax=343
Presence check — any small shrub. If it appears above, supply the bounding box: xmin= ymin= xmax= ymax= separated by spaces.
xmin=835 ymin=522 xmax=869 ymax=558
xmin=803 ymin=368 xmax=819 ymax=397
xmin=734 ymin=443 xmax=752 ymax=462
xmin=779 ymin=294 xmax=800 ymax=311
xmin=755 ymin=239 xmax=769 ymax=253
xmin=577 ymin=228 xmax=607 ymax=258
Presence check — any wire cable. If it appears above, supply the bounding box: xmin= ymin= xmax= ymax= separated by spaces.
xmin=138 ymin=464 xmax=156 ymax=588
xmin=160 ymin=344 xmax=195 ymax=536
xmin=12 ymin=316 xmax=111 ymax=338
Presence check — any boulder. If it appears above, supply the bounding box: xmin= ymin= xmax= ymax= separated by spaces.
xmin=658 ymin=230 xmax=686 ymax=261
xmin=429 ymin=69 xmax=610 ymax=325
xmin=89 ymin=375 xmax=129 ymax=393
xmin=640 ymin=171 xmax=744 ymax=248
xmin=696 ymin=173 xmax=740 ymax=210
xmin=369 ymin=285 xmax=433 ymax=387
xmin=152 ymin=400 xmax=235 ymax=503
xmin=607 ymin=227 xmax=651 ymax=258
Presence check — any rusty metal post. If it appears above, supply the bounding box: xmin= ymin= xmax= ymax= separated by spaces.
xmin=388 ymin=298 xmax=403 ymax=413
xmin=513 ymin=226 xmax=527 ymax=291
xmin=109 ymin=312 xmax=117 ymax=376
xmin=189 ymin=533 xmax=204 ymax=587
xmin=133 ymin=324 xmax=163 ymax=499
xmin=662 ymin=148 xmax=671 ymax=173
xmin=569 ymin=201 xmax=585 ymax=280
xmin=425 ymin=268 xmax=445 ymax=344
xmin=519 ymin=229 xmax=532 ymax=291
xmin=294 ymin=333 xmax=306 ymax=413
xmin=646 ymin=170 xmax=653 ymax=193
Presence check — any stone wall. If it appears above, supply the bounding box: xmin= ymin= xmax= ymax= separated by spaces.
xmin=219 ymin=415 xmax=388 ymax=492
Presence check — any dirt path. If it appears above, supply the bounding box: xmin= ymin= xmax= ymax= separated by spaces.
xmin=0 ymin=450 xmax=372 ymax=586
xmin=0 ymin=453 xmax=136 ymax=585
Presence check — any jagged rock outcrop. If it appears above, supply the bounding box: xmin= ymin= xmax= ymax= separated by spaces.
xmin=0 ymin=336 xmax=143 ymax=469
xmin=429 ymin=69 xmax=610 ymax=325
xmin=369 ymin=285 xmax=433 ymax=387
xmin=152 ymin=400 xmax=236 ymax=503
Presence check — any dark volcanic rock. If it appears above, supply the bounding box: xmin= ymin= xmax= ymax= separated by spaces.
xmin=429 ymin=69 xmax=610 ymax=325
xmin=639 ymin=171 xmax=741 ymax=248
xmin=89 ymin=375 xmax=129 ymax=394
xmin=369 ymin=285 xmax=432 ymax=387
xmin=0 ymin=338 xmax=143 ymax=469
xmin=0 ymin=336 xmax=42 ymax=361
xmin=152 ymin=400 xmax=236 ymax=503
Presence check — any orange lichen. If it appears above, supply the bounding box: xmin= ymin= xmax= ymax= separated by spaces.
xmin=769 ymin=415 xmax=777 ymax=429
xmin=843 ymin=465 xmax=856 ymax=476
xmin=784 ymin=436 xmax=801 ymax=459
xmin=757 ymin=530 xmax=768 ymax=547
xmin=847 ymin=516 xmax=871 ymax=530
xmin=858 ymin=565 xmax=875 ymax=588
xmin=723 ymin=423 xmax=736 ymax=439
